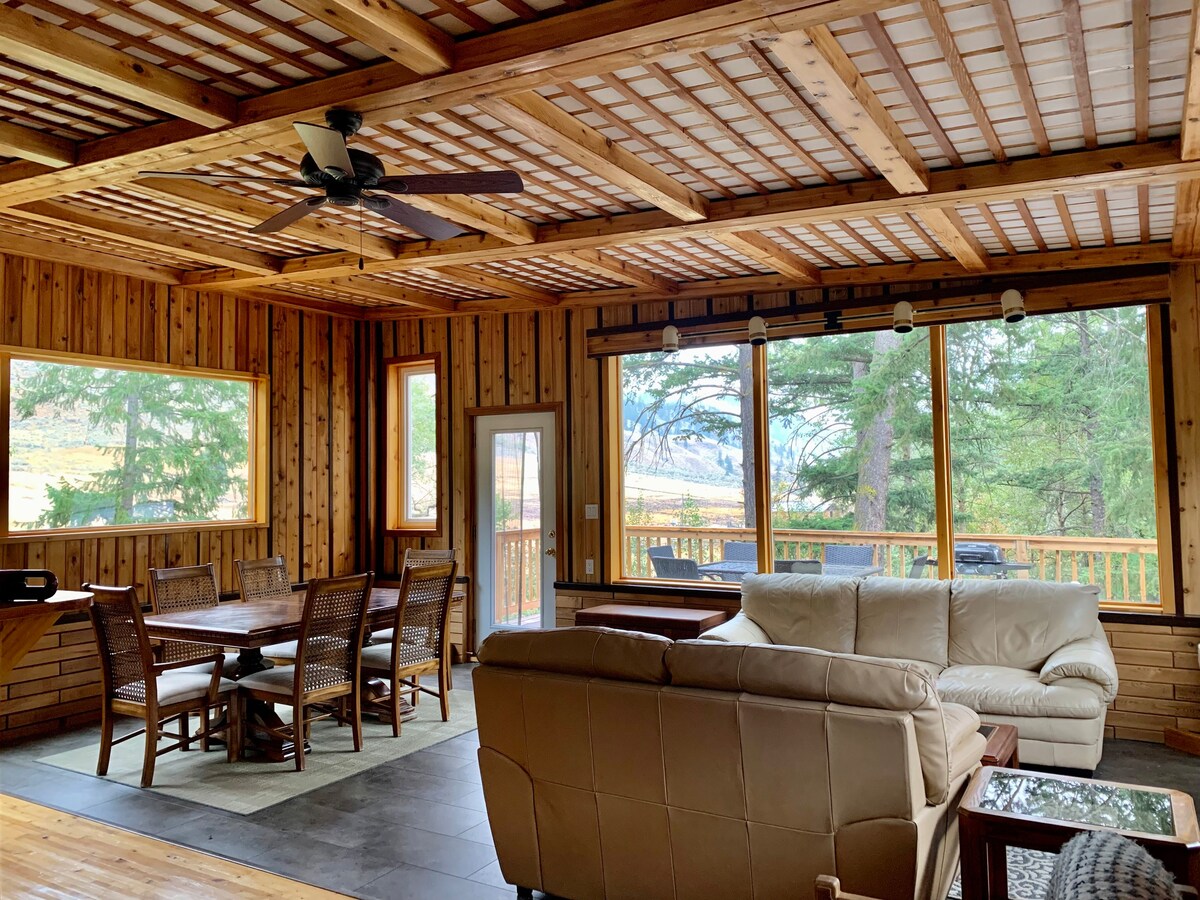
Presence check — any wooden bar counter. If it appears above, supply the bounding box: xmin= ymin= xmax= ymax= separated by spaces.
xmin=0 ymin=591 xmax=93 ymax=683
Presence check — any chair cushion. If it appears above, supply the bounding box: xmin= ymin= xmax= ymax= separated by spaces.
xmin=937 ymin=665 xmax=1105 ymax=719
xmin=740 ymin=573 xmax=859 ymax=653
xmin=371 ymin=625 xmax=432 ymax=645
xmin=948 ymin=579 xmax=1099 ymax=670
xmin=117 ymin=672 xmax=236 ymax=705
xmin=371 ymin=628 xmax=395 ymax=643
xmin=361 ymin=642 xmax=392 ymax=669
xmin=259 ymin=640 xmax=298 ymax=661
xmin=855 ymin=576 xmax=950 ymax=666
xmin=238 ymin=663 xmax=349 ymax=694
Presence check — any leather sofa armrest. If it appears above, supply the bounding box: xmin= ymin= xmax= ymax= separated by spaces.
xmin=698 ymin=611 xmax=771 ymax=644
xmin=1039 ymin=627 xmax=1118 ymax=702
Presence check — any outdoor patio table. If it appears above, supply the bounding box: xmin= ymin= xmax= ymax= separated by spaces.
xmin=695 ymin=560 xmax=884 ymax=580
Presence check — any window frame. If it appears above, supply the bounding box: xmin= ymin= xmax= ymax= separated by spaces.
xmin=604 ymin=304 xmax=1176 ymax=614
xmin=0 ymin=346 xmax=269 ymax=538
xmin=383 ymin=353 xmax=442 ymax=536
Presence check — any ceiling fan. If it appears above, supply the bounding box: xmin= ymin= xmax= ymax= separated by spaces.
xmin=139 ymin=109 xmax=524 ymax=242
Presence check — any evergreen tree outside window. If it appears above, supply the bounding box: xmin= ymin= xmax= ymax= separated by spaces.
xmin=4 ymin=353 xmax=263 ymax=533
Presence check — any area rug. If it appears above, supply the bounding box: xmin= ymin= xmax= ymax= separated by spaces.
xmin=946 ymin=846 xmax=1057 ymax=899
xmin=38 ymin=700 xmax=477 ymax=815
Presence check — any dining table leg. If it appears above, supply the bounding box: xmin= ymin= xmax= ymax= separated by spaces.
xmin=228 ymin=647 xmax=309 ymax=763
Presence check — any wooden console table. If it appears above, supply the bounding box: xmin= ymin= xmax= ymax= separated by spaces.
xmin=0 ymin=591 xmax=94 ymax=682
xmin=575 ymin=603 xmax=728 ymax=640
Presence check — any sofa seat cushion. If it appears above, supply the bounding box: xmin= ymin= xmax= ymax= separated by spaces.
xmin=942 ymin=702 xmax=986 ymax=783
xmin=855 ymin=577 xmax=951 ymax=667
xmin=937 ymin=665 xmax=1105 ymax=719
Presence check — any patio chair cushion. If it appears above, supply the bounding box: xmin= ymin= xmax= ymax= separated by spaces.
xmin=936 ymin=665 xmax=1106 ymax=719
xmin=948 ymin=579 xmax=1100 ymax=671
xmin=855 ymin=576 xmax=951 ymax=667
xmin=116 ymin=672 xmax=236 ymax=705
xmin=740 ymin=573 xmax=858 ymax=653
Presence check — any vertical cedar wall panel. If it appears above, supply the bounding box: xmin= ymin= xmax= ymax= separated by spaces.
xmin=0 ymin=253 xmax=360 ymax=742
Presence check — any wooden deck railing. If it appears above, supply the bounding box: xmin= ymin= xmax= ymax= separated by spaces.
xmin=495 ymin=527 xmax=542 ymax=623
xmin=624 ymin=526 xmax=1162 ymax=606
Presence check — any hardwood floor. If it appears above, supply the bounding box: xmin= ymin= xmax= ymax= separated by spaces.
xmin=0 ymin=795 xmax=346 ymax=899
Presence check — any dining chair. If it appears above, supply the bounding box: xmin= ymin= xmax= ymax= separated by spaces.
xmin=148 ymin=564 xmax=225 ymax=675
xmin=824 ymin=544 xmax=875 ymax=567
xmin=235 ymin=556 xmax=299 ymax=664
xmin=776 ymin=558 xmax=822 ymax=574
xmin=361 ymin=561 xmax=458 ymax=736
xmin=235 ymin=571 xmax=374 ymax=771
xmin=372 ymin=548 xmax=456 ymax=644
xmin=651 ymin=556 xmax=702 ymax=580
xmin=85 ymin=582 xmax=240 ymax=788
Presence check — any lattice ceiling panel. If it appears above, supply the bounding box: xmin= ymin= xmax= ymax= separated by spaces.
xmin=464 ymin=257 xmax=612 ymax=292
xmin=397 ymin=0 xmax=574 ymax=38
xmin=0 ymin=214 xmax=207 ymax=267
xmin=60 ymin=185 xmax=332 ymax=257
xmin=370 ymin=269 xmax=498 ymax=300
xmin=286 ymin=282 xmax=397 ymax=307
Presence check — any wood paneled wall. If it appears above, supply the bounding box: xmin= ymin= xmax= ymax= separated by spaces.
xmin=0 ymin=253 xmax=362 ymax=742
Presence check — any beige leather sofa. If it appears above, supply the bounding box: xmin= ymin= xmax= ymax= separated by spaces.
xmin=473 ymin=627 xmax=986 ymax=900
xmin=701 ymin=574 xmax=1118 ymax=770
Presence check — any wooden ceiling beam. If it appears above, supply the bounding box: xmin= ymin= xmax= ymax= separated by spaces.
xmin=1174 ymin=2 xmax=1200 ymax=255
xmin=560 ymin=244 xmax=1180 ymax=307
xmin=770 ymin=25 xmax=929 ymax=193
xmin=715 ymin=231 xmax=822 ymax=283
xmin=988 ymin=0 xmax=1050 ymax=155
xmin=918 ymin=208 xmax=991 ymax=272
xmin=129 ymin=178 xmax=400 ymax=260
xmin=324 ymin=276 xmax=459 ymax=312
xmin=0 ymin=6 xmax=236 ymax=128
xmin=563 ymin=250 xmax=680 ymax=294
xmin=0 ymin=228 xmax=185 ymax=283
xmin=270 ymin=0 xmax=454 ymax=74
xmin=0 ymin=122 xmax=76 ymax=169
xmin=1174 ymin=181 xmax=1200 ymax=256
xmin=6 ymin=201 xmax=282 ymax=274
xmin=179 ymin=132 xmax=1198 ymax=292
xmin=0 ymin=0 xmax=909 ymax=207
xmin=476 ymin=92 xmax=709 ymax=223
xmin=430 ymin=265 xmax=562 ymax=306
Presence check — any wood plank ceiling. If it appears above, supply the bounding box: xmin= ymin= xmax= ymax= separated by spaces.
xmin=0 ymin=0 xmax=1196 ymax=317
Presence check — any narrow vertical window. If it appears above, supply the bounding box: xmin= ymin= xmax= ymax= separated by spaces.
xmin=386 ymin=356 xmax=440 ymax=533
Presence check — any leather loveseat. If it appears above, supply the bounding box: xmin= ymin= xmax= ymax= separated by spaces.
xmin=473 ymin=626 xmax=986 ymax=900
xmin=701 ymin=574 xmax=1118 ymax=770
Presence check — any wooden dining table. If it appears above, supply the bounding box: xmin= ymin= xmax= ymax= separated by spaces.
xmin=144 ymin=586 xmax=464 ymax=761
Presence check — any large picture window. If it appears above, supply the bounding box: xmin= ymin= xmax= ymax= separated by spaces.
xmin=2 ymin=351 xmax=265 ymax=534
xmin=384 ymin=356 xmax=440 ymax=533
xmin=610 ymin=304 xmax=1169 ymax=610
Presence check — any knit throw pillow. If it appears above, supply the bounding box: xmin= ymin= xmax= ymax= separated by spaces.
xmin=1045 ymin=831 xmax=1180 ymax=900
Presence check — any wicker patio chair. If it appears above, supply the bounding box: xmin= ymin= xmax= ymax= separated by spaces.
xmin=86 ymin=583 xmax=239 ymax=788
xmin=235 ymin=572 xmax=374 ymax=771
xmin=361 ymin=561 xmax=458 ymax=736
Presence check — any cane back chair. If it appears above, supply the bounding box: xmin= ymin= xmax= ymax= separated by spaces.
xmin=372 ymin=548 xmax=456 ymax=644
xmin=235 ymin=572 xmax=374 ymax=771
xmin=235 ymin=556 xmax=299 ymax=663
xmin=361 ymin=561 xmax=458 ymax=735
xmin=86 ymin=583 xmax=239 ymax=787
xmin=147 ymin=564 xmax=223 ymax=668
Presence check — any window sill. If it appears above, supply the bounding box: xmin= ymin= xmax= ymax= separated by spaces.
xmin=0 ymin=519 xmax=268 ymax=542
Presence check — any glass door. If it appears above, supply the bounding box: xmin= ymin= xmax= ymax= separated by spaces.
xmin=474 ymin=411 xmax=557 ymax=642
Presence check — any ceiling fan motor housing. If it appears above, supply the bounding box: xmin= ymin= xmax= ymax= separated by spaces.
xmin=299 ymin=147 xmax=385 ymax=187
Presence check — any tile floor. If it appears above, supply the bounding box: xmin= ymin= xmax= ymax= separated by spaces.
xmin=4 ymin=666 xmax=1200 ymax=899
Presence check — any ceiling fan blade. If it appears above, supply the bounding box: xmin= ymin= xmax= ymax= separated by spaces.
xmin=375 ymin=171 xmax=525 ymax=195
xmin=250 ymin=197 xmax=327 ymax=234
xmin=370 ymin=197 xmax=465 ymax=241
xmin=294 ymin=122 xmax=355 ymax=178
xmin=138 ymin=171 xmax=310 ymax=187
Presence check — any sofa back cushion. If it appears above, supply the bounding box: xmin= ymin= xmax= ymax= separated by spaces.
xmin=948 ymin=579 xmax=1099 ymax=670
xmin=476 ymin=626 xmax=671 ymax=683
xmin=855 ymin=577 xmax=951 ymax=666
xmin=666 ymin=640 xmax=954 ymax=806
xmin=741 ymin=573 xmax=858 ymax=653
